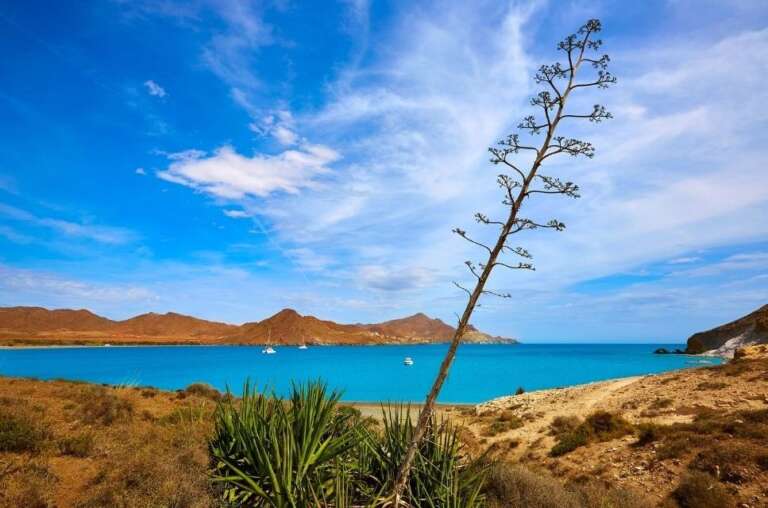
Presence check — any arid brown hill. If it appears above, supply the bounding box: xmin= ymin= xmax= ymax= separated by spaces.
xmin=112 ymin=312 xmax=238 ymax=338
xmin=227 ymin=309 xmax=374 ymax=345
xmin=0 ymin=306 xmax=114 ymax=333
xmin=364 ymin=313 xmax=454 ymax=341
xmin=686 ymin=304 xmax=768 ymax=354
xmin=0 ymin=306 xmax=517 ymax=345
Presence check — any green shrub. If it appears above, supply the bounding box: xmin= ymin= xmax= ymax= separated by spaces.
xmin=209 ymin=381 xmax=362 ymax=506
xmin=209 ymin=381 xmax=487 ymax=507
xmin=584 ymin=411 xmax=632 ymax=440
xmin=0 ymin=410 xmax=48 ymax=453
xmin=672 ymin=472 xmax=732 ymax=508
xmin=550 ymin=428 xmax=589 ymax=457
xmin=634 ymin=423 xmax=663 ymax=446
xmin=360 ymin=405 xmax=487 ymax=507
xmin=58 ymin=433 xmax=94 ymax=457
xmin=515 ymin=387 xmax=525 ymax=395
xmin=549 ymin=411 xmax=631 ymax=457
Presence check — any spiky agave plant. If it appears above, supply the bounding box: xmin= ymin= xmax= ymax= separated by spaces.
xmin=359 ymin=406 xmax=486 ymax=508
xmin=209 ymin=381 xmax=360 ymax=507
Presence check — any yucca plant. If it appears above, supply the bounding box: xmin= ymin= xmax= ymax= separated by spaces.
xmin=360 ymin=406 xmax=487 ymax=508
xmin=209 ymin=381 xmax=360 ymax=507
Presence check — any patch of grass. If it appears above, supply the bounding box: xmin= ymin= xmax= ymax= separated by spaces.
xmin=0 ymin=462 xmax=56 ymax=508
xmin=0 ymin=409 xmax=48 ymax=453
xmin=648 ymin=397 xmax=673 ymax=410
xmin=483 ymin=463 xmax=582 ymax=508
xmin=78 ymin=388 xmax=134 ymax=425
xmin=482 ymin=411 xmax=524 ymax=436
xmin=183 ymin=383 xmax=222 ymax=401
xmin=160 ymin=404 xmax=209 ymax=425
xmin=58 ymin=433 xmax=94 ymax=457
xmin=671 ymin=472 xmax=732 ymax=508
xmin=656 ymin=432 xmax=707 ymax=460
xmin=482 ymin=462 xmax=651 ymax=508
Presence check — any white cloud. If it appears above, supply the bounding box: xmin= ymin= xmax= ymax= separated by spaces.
xmin=157 ymin=143 xmax=339 ymax=199
xmin=272 ymin=125 xmax=298 ymax=145
xmin=667 ymin=256 xmax=700 ymax=264
xmin=223 ymin=209 xmax=249 ymax=219
xmin=143 ymin=79 xmax=167 ymax=97
xmin=286 ymin=248 xmax=334 ymax=272
xmin=0 ymin=265 xmax=155 ymax=302
xmin=135 ymin=167 xmax=147 ymax=175
xmin=0 ymin=203 xmax=136 ymax=245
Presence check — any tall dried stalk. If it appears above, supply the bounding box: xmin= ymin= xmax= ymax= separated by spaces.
xmin=391 ymin=19 xmax=616 ymax=504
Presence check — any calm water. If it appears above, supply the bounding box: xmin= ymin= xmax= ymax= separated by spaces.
xmin=0 ymin=344 xmax=719 ymax=403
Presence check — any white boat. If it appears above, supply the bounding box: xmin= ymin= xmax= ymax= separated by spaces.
xmin=403 ymin=357 xmax=414 ymax=366
xmin=298 ymin=344 xmax=308 ymax=350
xmin=262 ymin=346 xmax=276 ymax=354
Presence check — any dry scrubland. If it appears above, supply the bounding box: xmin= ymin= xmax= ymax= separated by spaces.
xmin=0 ymin=346 xmax=766 ymax=507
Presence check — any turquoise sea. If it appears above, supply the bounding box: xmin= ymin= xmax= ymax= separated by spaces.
xmin=0 ymin=343 xmax=719 ymax=403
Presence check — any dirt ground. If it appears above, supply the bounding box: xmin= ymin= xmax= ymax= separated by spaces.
xmin=448 ymin=345 xmax=768 ymax=506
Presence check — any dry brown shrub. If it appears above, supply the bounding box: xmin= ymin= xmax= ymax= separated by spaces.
xmin=77 ymin=387 xmax=134 ymax=425
xmin=671 ymin=472 xmax=733 ymax=508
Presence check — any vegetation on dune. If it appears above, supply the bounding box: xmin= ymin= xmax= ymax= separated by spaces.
xmin=549 ymin=411 xmax=633 ymax=457
xmin=0 ymin=408 xmax=48 ymax=453
xmin=483 ymin=462 xmax=651 ymax=508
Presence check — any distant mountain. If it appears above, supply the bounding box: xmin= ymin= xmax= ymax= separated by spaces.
xmin=0 ymin=306 xmax=114 ymax=333
xmin=363 ymin=313 xmax=455 ymax=342
xmin=227 ymin=309 xmax=374 ymax=345
xmin=0 ymin=306 xmax=517 ymax=346
xmin=686 ymin=304 xmax=768 ymax=355
xmin=111 ymin=312 xmax=238 ymax=338
xmin=362 ymin=313 xmax=514 ymax=344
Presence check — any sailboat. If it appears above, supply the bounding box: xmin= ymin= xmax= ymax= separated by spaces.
xmin=262 ymin=328 xmax=277 ymax=354
xmin=298 ymin=344 xmax=308 ymax=350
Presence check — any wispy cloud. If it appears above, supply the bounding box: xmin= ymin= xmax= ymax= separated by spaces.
xmin=143 ymin=79 xmax=167 ymax=97
xmin=0 ymin=203 xmax=136 ymax=245
xmin=0 ymin=265 xmax=155 ymax=302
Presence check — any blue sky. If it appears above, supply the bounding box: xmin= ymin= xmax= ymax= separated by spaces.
xmin=1 ymin=0 xmax=767 ymax=342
